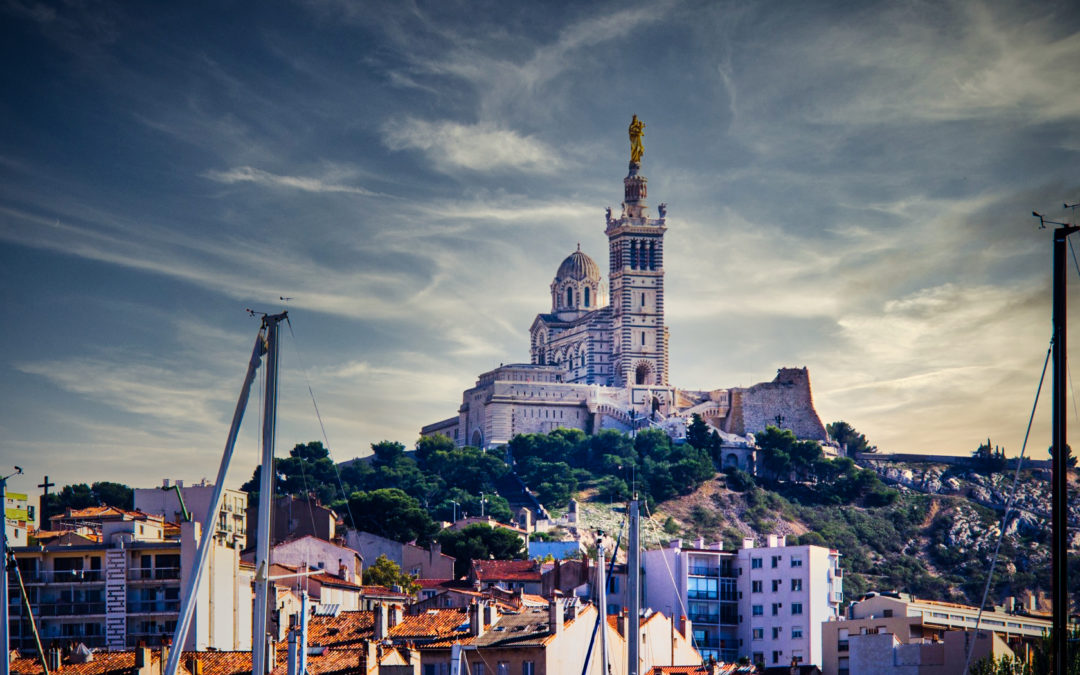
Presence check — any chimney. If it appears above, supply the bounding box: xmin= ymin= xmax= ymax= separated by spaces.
xmin=375 ymin=603 xmax=389 ymax=640
xmin=48 ymin=647 xmax=63 ymax=671
xmin=767 ymin=534 xmax=779 ymax=548
xmin=134 ymin=647 xmax=150 ymax=670
xmin=287 ymin=629 xmax=299 ymax=675
xmin=469 ymin=601 xmax=487 ymax=637
xmin=185 ymin=657 xmax=204 ymax=675
xmin=681 ymin=615 xmax=693 ymax=641
xmin=483 ymin=601 xmax=499 ymax=627
xmin=176 ymin=480 xmax=184 ymax=488
xmin=389 ymin=603 xmax=403 ymax=628
xmin=159 ymin=643 xmax=170 ymax=674
xmin=338 ymin=558 xmax=347 ymax=580
xmin=619 ymin=608 xmax=629 ymax=639
xmin=669 ymin=539 xmax=682 ymax=550
xmin=162 ymin=479 xmax=170 ymax=488
xmin=694 ymin=537 xmax=705 ymax=549
xmin=742 ymin=537 xmax=755 ymax=550
xmin=548 ymin=598 xmax=564 ymax=635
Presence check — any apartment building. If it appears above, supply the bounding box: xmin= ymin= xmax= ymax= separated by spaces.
xmin=642 ymin=539 xmax=739 ymax=663
xmin=8 ymin=506 xmax=251 ymax=651
xmin=737 ymin=535 xmax=842 ymax=669
xmin=133 ymin=479 xmax=248 ymax=548
xmin=821 ymin=592 xmax=1052 ymax=675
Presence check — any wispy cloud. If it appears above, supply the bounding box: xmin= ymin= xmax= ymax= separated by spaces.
xmin=203 ymin=166 xmax=384 ymax=196
xmin=382 ymin=119 xmax=563 ymax=174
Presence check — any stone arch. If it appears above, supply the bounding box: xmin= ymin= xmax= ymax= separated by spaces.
xmin=471 ymin=429 xmax=484 ymax=448
xmin=633 ymin=360 xmax=654 ymax=385
xmin=724 ymin=453 xmax=739 ymax=470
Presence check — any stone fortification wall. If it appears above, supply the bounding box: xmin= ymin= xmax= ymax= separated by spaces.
xmin=724 ymin=367 xmax=827 ymax=441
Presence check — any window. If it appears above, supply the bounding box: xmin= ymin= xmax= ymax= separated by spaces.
xmin=522 ymin=663 xmax=534 ymax=675
xmin=772 ymin=651 xmax=782 ymax=664
xmin=791 ymin=556 xmax=803 ymax=568
xmin=792 ymin=626 xmax=803 ymax=639
xmin=751 ymin=558 xmax=762 ymax=569
xmin=791 ymin=579 xmax=802 ymax=592
xmin=838 ymin=656 xmax=850 ymax=675
xmin=884 ymin=609 xmax=894 ymax=618
xmin=585 ymin=287 xmax=591 ymax=307
xmin=641 ymin=332 xmax=645 ymax=345
xmin=424 ymin=666 xmax=436 ymax=675
xmin=497 ymin=663 xmax=509 ymax=675
xmin=751 ymin=580 xmax=762 ymax=593
xmin=752 ymin=605 xmax=763 ymax=617
xmin=771 ymin=579 xmax=781 ymax=592
xmin=752 ymin=653 xmax=764 ymax=666
xmin=772 ymin=627 xmax=781 ymax=639
xmin=473 ymin=664 xmax=484 ymax=675
xmin=792 ymin=602 xmax=803 ymax=615
xmin=752 ymin=628 xmax=763 ymax=640
xmin=771 ymin=555 xmax=781 ymax=568
xmin=641 ymin=293 xmax=646 ymax=307
xmin=792 ymin=651 xmax=804 ymax=664
xmin=566 ymin=288 xmax=573 ymax=307
xmin=772 ymin=603 xmax=781 ymax=616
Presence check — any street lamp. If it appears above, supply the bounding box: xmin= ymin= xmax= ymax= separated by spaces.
xmin=450 ymin=500 xmax=461 ymax=524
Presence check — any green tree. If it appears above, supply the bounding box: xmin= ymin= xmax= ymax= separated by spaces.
xmin=41 ymin=482 xmax=134 ymax=523
xmin=972 ymin=438 xmax=1007 ymax=474
xmin=348 ymin=488 xmax=437 ymax=544
xmin=416 ymin=434 xmax=456 ymax=464
xmin=437 ymin=523 xmax=525 ymax=578
xmin=826 ymin=421 xmax=875 ymax=454
xmin=362 ymin=554 xmax=419 ymax=593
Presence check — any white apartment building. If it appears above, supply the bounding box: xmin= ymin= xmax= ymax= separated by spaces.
xmin=8 ymin=506 xmax=252 ymax=651
xmin=133 ymin=478 xmax=248 ymax=549
xmin=736 ymin=535 xmax=843 ymax=669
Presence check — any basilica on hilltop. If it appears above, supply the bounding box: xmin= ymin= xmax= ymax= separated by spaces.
xmin=421 ymin=118 xmax=828 ymax=467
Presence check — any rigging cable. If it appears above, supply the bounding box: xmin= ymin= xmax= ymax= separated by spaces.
xmin=642 ymin=500 xmax=704 ymax=659
xmin=961 ymin=338 xmax=1053 ymax=675
xmin=284 ymin=316 xmax=359 ymax=533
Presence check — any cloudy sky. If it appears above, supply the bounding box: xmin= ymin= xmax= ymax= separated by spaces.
xmin=1 ymin=0 xmax=1079 ymax=495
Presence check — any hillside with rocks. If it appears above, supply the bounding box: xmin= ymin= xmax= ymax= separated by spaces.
xmin=587 ymin=460 xmax=1068 ymax=610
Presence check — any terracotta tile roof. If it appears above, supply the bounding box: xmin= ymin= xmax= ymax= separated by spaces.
xmin=472 ymin=560 xmax=541 ymax=582
xmin=302 ymin=610 xmax=376 ymax=647
xmin=358 ymin=585 xmax=411 ymax=598
xmin=181 ymin=651 xmax=254 ymax=675
xmin=648 ymin=666 xmax=756 ymax=675
xmin=415 ymin=578 xmax=453 ymax=589
xmin=51 ymin=506 xmax=161 ymax=522
xmin=10 ymin=651 xmax=154 ymax=675
xmin=389 ymin=608 xmax=470 ymax=639
xmin=310 ymin=572 xmax=362 ymax=589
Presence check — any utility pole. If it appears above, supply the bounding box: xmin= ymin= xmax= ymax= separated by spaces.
xmin=1 ymin=465 xmax=25 ymax=675
xmin=1052 ymin=220 xmax=1079 ymax=675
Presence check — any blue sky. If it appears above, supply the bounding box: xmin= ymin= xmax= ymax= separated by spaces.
xmin=1 ymin=0 xmax=1079 ymax=494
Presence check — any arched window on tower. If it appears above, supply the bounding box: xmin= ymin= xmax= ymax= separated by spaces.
xmin=630 ymin=241 xmax=637 ymax=270
xmin=566 ymin=287 xmax=573 ymax=308
xmin=584 ymin=287 xmax=591 ymax=307
xmin=649 ymin=242 xmax=656 ymax=270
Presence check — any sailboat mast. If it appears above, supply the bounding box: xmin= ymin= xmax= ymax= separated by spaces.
xmin=628 ymin=497 xmax=640 ymax=675
xmin=1052 ymin=225 xmax=1078 ymax=675
xmin=597 ymin=534 xmax=609 ymax=675
xmin=253 ymin=314 xmax=283 ymax=675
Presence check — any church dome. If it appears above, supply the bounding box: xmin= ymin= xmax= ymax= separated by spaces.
xmin=555 ymin=246 xmax=601 ymax=283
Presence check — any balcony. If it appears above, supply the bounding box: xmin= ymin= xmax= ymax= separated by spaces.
xmin=35 ymin=602 xmax=106 ymax=616
xmin=688 ymin=566 xmax=720 ymax=577
xmin=687 ymin=590 xmax=719 ymax=600
xmin=690 ymin=614 xmax=719 ymax=624
xmin=127 ymin=600 xmax=181 ymax=614
xmin=20 ymin=570 xmax=104 ymax=584
xmin=128 ymin=568 xmax=181 ymax=581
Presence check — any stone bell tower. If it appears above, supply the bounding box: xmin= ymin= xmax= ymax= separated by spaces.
xmin=606 ymin=115 xmax=669 ymax=388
